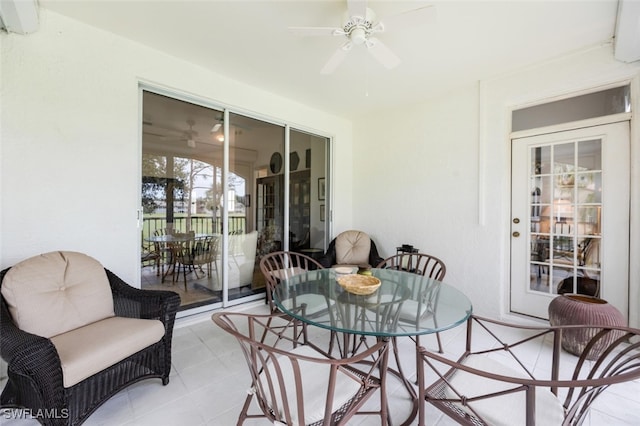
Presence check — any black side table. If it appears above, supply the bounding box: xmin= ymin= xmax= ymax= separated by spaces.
xmin=396 ymin=245 xmax=419 ymax=272
xmin=300 ymin=248 xmax=324 ymax=262
xmin=396 ymin=245 xmax=418 ymax=255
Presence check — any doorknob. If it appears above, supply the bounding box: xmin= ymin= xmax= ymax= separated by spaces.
xmin=513 ymin=218 xmax=520 ymax=224
xmin=512 ymin=231 xmax=520 ymax=237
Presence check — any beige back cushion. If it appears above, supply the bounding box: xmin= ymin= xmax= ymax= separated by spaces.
xmin=1 ymin=251 xmax=115 ymax=338
xmin=335 ymin=230 xmax=371 ymax=266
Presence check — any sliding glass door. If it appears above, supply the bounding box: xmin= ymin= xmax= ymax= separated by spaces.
xmin=140 ymin=89 xmax=330 ymax=312
xmin=288 ymin=129 xmax=329 ymax=263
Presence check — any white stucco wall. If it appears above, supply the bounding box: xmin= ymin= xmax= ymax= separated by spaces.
xmin=354 ymin=44 xmax=640 ymax=323
xmin=2 ymin=10 xmax=639 ymax=327
xmin=0 ymin=9 xmax=353 ymax=283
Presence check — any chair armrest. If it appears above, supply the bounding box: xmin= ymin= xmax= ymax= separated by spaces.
xmin=418 ymin=315 xmax=640 ymax=426
xmin=1 ymin=297 xmax=65 ymax=409
xmin=106 ymin=269 xmax=180 ymax=326
xmin=418 ymin=347 xmax=535 ymax=385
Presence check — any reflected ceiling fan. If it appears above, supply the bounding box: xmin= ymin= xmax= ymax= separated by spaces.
xmin=289 ymin=0 xmax=436 ymax=74
xmin=182 ymin=119 xmax=198 ymax=148
xmin=210 ymin=115 xmax=224 ymax=133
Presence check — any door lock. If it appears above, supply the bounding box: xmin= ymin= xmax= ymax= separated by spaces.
xmin=513 ymin=218 xmax=520 ymax=224
xmin=512 ymin=231 xmax=520 ymax=237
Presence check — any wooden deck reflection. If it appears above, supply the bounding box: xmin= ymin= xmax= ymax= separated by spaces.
xmin=141 ymin=263 xmax=265 ymax=311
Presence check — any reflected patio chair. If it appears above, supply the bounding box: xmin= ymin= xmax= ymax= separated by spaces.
xmin=212 ymin=311 xmax=387 ymax=425
xmin=153 ymin=228 xmax=174 ymax=279
xmin=171 ymin=233 xmax=216 ymax=291
xmin=417 ymin=315 xmax=640 ymax=426
xmin=141 ymin=231 xmax=161 ymax=275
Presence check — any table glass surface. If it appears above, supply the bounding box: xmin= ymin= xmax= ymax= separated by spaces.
xmin=274 ymin=268 xmax=472 ymax=338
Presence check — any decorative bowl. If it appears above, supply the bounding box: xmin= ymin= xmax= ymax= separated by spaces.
xmin=334 ymin=266 xmax=356 ymax=275
xmin=337 ymin=274 xmax=381 ymax=295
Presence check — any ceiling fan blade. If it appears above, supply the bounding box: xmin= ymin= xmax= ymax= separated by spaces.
xmin=366 ymin=37 xmax=400 ymax=69
xmin=347 ymin=0 xmax=367 ymax=19
xmin=143 ymin=130 xmax=168 ymax=138
xmin=378 ymin=5 xmax=437 ymax=33
xmin=288 ymin=26 xmax=344 ymax=37
xmin=320 ymin=42 xmax=352 ymax=74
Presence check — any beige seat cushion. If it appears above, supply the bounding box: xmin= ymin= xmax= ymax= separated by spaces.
xmin=445 ymin=355 xmax=565 ymax=426
xmin=268 ymin=267 xmax=306 ymax=281
xmin=1 ymin=251 xmax=115 ymax=338
xmin=335 ymin=230 xmax=371 ymax=266
xmin=51 ymin=316 xmax=165 ymax=388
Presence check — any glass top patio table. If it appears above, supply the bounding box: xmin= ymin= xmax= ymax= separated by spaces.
xmin=274 ymin=268 xmax=473 ymax=338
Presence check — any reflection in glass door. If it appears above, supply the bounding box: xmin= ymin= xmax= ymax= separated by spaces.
xmin=288 ymin=129 xmax=329 ymax=263
xmin=529 ymin=140 xmax=602 ymax=296
xmin=141 ymin=90 xmax=331 ymax=312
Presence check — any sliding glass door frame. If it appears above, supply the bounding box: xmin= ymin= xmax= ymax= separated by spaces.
xmin=139 ymin=83 xmax=332 ymax=315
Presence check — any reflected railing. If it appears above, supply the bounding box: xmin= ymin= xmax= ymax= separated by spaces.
xmin=142 ymin=215 xmax=246 ymax=242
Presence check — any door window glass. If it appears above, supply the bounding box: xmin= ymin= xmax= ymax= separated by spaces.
xmin=529 ymin=139 xmax=602 ymax=296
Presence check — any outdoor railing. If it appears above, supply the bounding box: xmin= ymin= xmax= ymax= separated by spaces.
xmin=142 ymin=215 xmax=246 ymax=242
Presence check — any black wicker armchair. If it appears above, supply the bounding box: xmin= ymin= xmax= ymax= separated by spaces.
xmin=0 ymin=251 xmax=180 ymax=426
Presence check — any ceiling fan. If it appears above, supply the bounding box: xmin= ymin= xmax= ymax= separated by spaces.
xmin=210 ymin=115 xmax=224 ymax=133
xmin=183 ymin=119 xmax=198 ymax=148
xmin=289 ymin=0 xmax=436 ymax=74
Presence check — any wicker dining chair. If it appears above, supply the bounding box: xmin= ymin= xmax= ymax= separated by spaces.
xmin=417 ymin=315 xmax=640 ymax=426
xmin=212 ymin=311 xmax=388 ymax=425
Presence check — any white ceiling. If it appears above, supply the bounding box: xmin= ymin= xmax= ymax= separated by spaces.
xmin=40 ymin=0 xmax=621 ymax=119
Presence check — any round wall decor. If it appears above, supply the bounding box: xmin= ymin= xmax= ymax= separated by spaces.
xmin=290 ymin=152 xmax=300 ymax=171
xmin=269 ymin=152 xmax=282 ymax=174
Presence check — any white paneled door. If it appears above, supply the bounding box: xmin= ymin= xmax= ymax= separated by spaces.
xmin=510 ymin=122 xmax=630 ymax=320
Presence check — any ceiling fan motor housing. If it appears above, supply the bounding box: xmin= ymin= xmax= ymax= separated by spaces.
xmin=343 ymin=8 xmax=376 ymax=45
